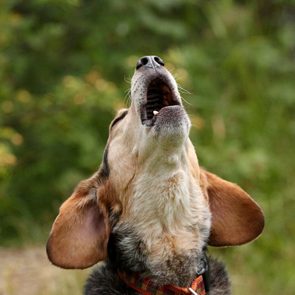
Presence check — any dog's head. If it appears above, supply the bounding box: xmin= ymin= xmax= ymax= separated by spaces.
xmin=47 ymin=56 xmax=264 ymax=270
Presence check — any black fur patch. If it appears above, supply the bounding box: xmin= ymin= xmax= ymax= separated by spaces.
xmin=84 ymin=263 xmax=136 ymax=295
xmin=208 ymin=257 xmax=231 ymax=295
xmin=106 ymin=223 xmax=211 ymax=287
xmin=107 ymin=224 xmax=147 ymax=273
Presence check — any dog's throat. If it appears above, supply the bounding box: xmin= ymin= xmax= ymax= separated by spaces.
xmin=110 ymin=222 xmax=210 ymax=287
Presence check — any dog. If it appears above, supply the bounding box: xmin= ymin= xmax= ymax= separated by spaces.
xmin=46 ymin=56 xmax=264 ymax=295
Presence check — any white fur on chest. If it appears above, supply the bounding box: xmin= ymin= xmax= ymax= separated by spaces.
xmin=128 ymin=163 xmax=211 ymax=259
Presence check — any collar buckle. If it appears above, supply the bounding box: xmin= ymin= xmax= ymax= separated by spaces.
xmin=188 ymin=287 xmax=199 ymax=295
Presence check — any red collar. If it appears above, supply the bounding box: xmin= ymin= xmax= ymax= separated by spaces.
xmin=118 ymin=272 xmax=206 ymax=295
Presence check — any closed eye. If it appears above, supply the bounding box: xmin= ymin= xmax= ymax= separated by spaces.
xmin=110 ymin=110 xmax=128 ymax=129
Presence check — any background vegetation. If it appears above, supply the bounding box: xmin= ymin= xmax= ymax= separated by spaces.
xmin=0 ymin=0 xmax=294 ymax=294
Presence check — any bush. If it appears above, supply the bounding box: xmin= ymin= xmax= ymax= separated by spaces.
xmin=0 ymin=1 xmax=294 ymax=294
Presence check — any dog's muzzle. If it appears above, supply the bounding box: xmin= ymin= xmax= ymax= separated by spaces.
xmin=132 ymin=56 xmax=190 ymax=134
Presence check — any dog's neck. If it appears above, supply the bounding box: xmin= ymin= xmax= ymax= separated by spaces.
xmin=131 ymin=138 xmax=207 ymax=226
xmin=112 ymin=139 xmax=211 ymax=286
xmin=131 ymin=148 xmax=209 ymax=243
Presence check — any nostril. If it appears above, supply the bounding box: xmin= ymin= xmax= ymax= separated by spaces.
xmin=154 ymin=56 xmax=165 ymax=66
xmin=136 ymin=56 xmax=149 ymax=70
xmin=141 ymin=57 xmax=149 ymax=65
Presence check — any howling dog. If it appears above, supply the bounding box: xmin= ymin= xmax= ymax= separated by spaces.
xmin=47 ymin=56 xmax=264 ymax=295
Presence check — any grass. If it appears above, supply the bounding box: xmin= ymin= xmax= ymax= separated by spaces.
xmin=0 ymin=247 xmax=88 ymax=295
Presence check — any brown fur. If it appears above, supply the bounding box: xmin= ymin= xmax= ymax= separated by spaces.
xmin=201 ymin=171 xmax=264 ymax=246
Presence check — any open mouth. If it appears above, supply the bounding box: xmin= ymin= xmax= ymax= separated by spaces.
xmin=141 ymin=78 xmax=180 ymax=126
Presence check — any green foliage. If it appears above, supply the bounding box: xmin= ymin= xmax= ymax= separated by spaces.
xmin=0 ymin=0 xmax=294 ymax=294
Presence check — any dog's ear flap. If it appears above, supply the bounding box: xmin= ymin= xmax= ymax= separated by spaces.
xmin=46 ymin=176 xmax=110 ymax=269
xmin=201 ymin=170 xmax=264 ymax=247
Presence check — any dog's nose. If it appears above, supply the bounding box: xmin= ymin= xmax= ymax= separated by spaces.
xmin=136 ymin=56 xmax=165 ymax=70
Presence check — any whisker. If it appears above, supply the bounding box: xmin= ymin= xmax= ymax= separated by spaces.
xmin=170 ymin=71 xmax=193 ymax=106
xmin=181 ymin=96 xmax=192 ymax=106
xmin=178 ymin=85 xmax=191 ymax=95
xmin=124 ymin=75 xmax=132 ymax=84
xmin=123 ymin=88 xmax=131 ymax=104
xmin=123 ymin=76 xmax=132 ymax=104
xmin=177 ymin=85 xmax=192 ymax=106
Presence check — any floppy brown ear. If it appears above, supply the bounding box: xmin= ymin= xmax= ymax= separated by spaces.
xmin=201 ymin=170 xmax=264 ymax=247
xmin=46 ymin=176 xmax=110 ymax=269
